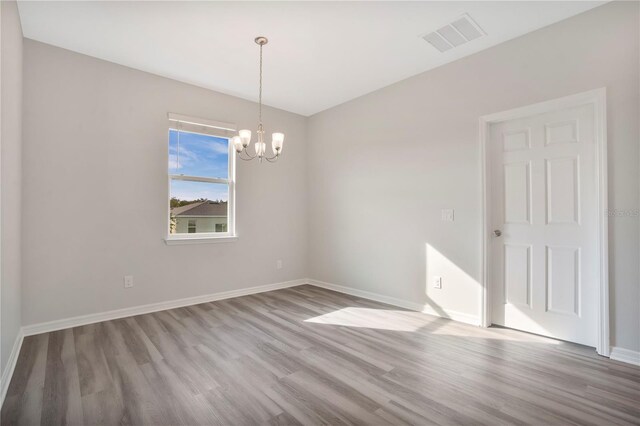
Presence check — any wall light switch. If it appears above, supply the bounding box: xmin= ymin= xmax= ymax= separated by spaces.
xmin=124 ymin=275 xmax=134 ymax=288
xmin=441 ymin=209 xmax=454 ymax=222
xmin=433 ymin=276 xmax=442 ymax=289
xmin=276 ymin=260 xmax=283 ymax=270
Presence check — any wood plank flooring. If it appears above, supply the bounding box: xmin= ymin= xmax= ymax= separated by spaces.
xmin=2 ymin=285 xmax=639 ymax=425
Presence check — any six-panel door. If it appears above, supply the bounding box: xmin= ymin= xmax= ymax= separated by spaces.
xmin=490 ymin=103 xmax=598 ymax=347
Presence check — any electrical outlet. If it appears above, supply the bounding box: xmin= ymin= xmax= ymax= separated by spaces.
xmin=276 ymin=260 xmax=283 ymax=270
xmin=441 ymin=209 xmax=454 ymax=222
xmin=124 ymin=275 xmax=134 ymax=289
xmin=433 ymin=276 xmax=442 ymax=289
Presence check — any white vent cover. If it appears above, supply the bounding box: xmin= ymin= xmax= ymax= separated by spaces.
xmin=422 ymin=13 xmax=485 ymax=53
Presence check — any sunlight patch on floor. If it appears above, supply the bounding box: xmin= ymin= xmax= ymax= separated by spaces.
xmin=304 ymin=307 xmax=425 ymax=331
xmin=428 ymin=326 xmax=562 ymax=344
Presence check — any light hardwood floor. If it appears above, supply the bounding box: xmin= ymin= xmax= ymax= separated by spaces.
xmin=2 ymin=285 xmax=639 ymax=425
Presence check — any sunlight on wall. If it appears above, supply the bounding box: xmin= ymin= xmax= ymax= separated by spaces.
xmin=425 ymin=243 xmax=481 ymax=318
xmin=424 ymin=244 xmax=555 ymax=337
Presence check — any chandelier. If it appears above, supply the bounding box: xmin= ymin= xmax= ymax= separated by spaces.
xmin=232 ymin=37 xmax=284 ymax=163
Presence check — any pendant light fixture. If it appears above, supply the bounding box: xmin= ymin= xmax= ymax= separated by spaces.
xmin=232 ymin=37 xmax=284 ymax=163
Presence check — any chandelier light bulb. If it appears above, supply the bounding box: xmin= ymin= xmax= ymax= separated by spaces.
xmin=239 ymin=129 xmax=252 ymax=147
xmin=232 ymin=136 xmax=244 ymax=153
xmin=272 ymin=133 xmax=284 ymax=154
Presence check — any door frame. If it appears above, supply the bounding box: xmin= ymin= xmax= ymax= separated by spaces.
xmin=479 ymin=88 xmax=609 ymax=356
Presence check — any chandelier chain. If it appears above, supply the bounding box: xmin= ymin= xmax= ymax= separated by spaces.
xmin=259 ymin=43 xmax=263 ymax=125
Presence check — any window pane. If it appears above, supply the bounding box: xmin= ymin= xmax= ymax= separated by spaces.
xmin=169 ymin=130 xmax=228 ymax=179
xmin=169 ymin=180 xmax=229 ymax=234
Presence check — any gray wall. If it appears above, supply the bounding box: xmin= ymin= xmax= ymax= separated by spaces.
xmin=307 ymin=2 xmax=640 ymax=352
xmin=22 ymin=40 xmax=308 ymax=325
xmin=1 ymin=0 xmax=23 ymax=376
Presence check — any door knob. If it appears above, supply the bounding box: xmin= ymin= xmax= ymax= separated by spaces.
xmin=494 ymin=230 xmax=502 ymax=237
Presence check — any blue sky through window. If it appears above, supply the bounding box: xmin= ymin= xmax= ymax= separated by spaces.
xmin=169 ymin=130 xmax=228 ymax=178
xmin=169 ymin=130 xmax=229 ymax=202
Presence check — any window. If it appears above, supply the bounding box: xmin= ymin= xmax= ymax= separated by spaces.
xmin=166 ymin=114 xmax=236 ymax=242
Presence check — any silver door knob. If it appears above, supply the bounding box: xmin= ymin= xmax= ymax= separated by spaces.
xmin=494 ymin=230 xmax=502 ymax=237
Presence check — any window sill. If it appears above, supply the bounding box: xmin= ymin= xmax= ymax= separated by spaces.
xmin=164 ymin=235 xmax=238 ymax=245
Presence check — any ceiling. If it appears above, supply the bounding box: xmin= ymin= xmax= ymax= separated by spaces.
xmin=17 ymin=1 xmax=604 ymax=116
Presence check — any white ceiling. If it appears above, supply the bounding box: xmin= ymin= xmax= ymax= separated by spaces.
xmin=17 ymin=1 xmax=604 ymax=116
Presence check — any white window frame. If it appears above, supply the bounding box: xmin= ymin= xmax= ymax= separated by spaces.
xmin=165 ymin=113 xmax=237 ymax=245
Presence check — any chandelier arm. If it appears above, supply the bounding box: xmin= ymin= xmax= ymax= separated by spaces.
xmin=265 ymin=154 xmax=279 ymax=163
xmin=238 ymin=149 xmax=256 ymax=161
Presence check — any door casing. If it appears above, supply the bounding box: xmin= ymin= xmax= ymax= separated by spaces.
xmin=479 ymin=88 xmax=609 ymax=356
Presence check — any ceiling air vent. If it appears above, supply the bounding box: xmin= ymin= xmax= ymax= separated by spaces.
xmin=422 ymin=13 xmax=485 ymax=53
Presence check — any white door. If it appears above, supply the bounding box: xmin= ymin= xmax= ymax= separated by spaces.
xmin=489 ymin=103 xmax=598 ymax=347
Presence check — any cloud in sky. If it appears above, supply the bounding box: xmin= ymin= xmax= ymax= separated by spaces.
xmin=168 ymin=158 xmax=179 ymax=170
xmin=169 ymin=143 xmax=198 ymax=169
xmin=209 ymin=140 xmax=229 ymax=155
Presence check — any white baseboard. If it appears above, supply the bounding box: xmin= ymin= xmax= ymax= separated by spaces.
xmin=1 ymin=329 xmax=24 ymax=407
xmin=610 ymin=346 xmax=640 ymax=366
xmin=22 ymin=278 xmax=307 ymax=337
xmin=307 ymin=279 xmax=480 ymax=326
